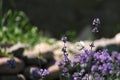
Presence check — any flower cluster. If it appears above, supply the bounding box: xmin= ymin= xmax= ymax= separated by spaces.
xmin=57 ymin=37 xmax=120 ymax=80
xmin=56 ymin=18 xmax=120 ymax=80
xmin=31 ymin=68 xmax=49 ymax=80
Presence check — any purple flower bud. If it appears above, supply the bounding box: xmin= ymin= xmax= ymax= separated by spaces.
xmin=73 ymin=72 xmax=80 ymax=77
xmin=91 ymin=65 xmax=98 ymax=72
xmin=82 ymin=74 xmax=88 ymax=80
xmin=98 ymin=65 xmax=103 ymax=70
xmin=73 ymin=72 xmax=80 ymax=80
xmin=61 ymin=68 xmax=69 ymax=76
xmin=31 ymin=68 xmax=49 ymax=79
xmin=32 ymin=68 xmax=41 ymax=78
xmin=89 ymin=41 xmax=95 ymax=47
xmin=109 ymin=70 xmax=113 ymax=74
xmin=42 ymin=69 xmax=50 ymax=76
xmin=61 ymin=37 xmax=67 ymax=43
xmin=92 ymin=27 xmax=99 ymax=32
xmin=6 ymin=59 xmax=16 ymax=69
xmin=92 ymin=18 xmax=100 ymax=26
xmin=63 ymin=53 xmax=70 ymax=63
xmin=56 ymin=62 xmax=65 ymax=67
xmin=73 ymin=77 xmax=80 ymax=80
xmin=79 ymin=69 xmax=85 ymax=75
xmin=62 ymin=46 xmax=67 ymax=53
xmin=62 ymin=67 xmax=68 ymax=73
xmin=70 ymin=58 xmax=79 ymax=67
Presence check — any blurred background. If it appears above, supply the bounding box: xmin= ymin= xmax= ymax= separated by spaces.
xmin=2 ymin=0 xmax=120 ymax=40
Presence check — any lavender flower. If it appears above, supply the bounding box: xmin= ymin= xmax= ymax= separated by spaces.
xmin=64 ymin=53 xmax=70 ymax=62
xmin=91 ymin=65 xmax=98 ymax=72
xmin=70 ymin=58 xmax=79 ymax=67
xmin=31 ymin=68 xmax=49 ymax=79
xmin=79 ymin=69 xmax=85 ymax=76
xmin=41 ymin=69 xmax=50 ymax=76
xmin=100 ymin=63 xmax=114 ymax=75
xmin=94 ymin=73 xmax=104 ymax=80
xmin=82 ymin=74 xmax=88 ymax=80
xmin=92 ymin=27 xmax=99 ymax=32
xmin=92 ymin=18 xmax=100 ymax=26
xmin=32 ymin=68 xmax=41 ymax=79
xmin=61 ymin=37 xmax=67 ymax=43
xmin=61 ymin=67 xmax=69 ymax=77
xmin=92 ymin=18 xmax=100 ymax=32
xmin=56 ymin=61 xmax=65 ymax=67
xmin=72 ymin=72 xmax=80 ymax=80
xmin=6 ymin=59 xmax=16 ymax=69
xmin=78 ymin=49 xmax=90 ymax=64
xmin=58 ymin=23 xmax=120 ymax=80
xmin=62 ymin=46 xmax=67 ymax=53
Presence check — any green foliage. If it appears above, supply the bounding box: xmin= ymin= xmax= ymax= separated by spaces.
xmin=61 ymin=30 xmax=76 ymax=42
xmin=0 ymin=48 xmax=8 ymax=57
xmin=0 ymin=48 xmax=14 ymax=57
xmin=0 ymin=10 xmax=56 ymax=45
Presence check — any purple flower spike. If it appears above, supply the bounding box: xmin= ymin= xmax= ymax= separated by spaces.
xmin=92 ymin=18 xmax=100 ymax=26
xmin=64 ymin=53 xmax=69 ymax=62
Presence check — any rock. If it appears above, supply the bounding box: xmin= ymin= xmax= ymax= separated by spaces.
xmin=0 ymin=75 xmax=18 ymax=80
xmin=17 ymin=74 xmax=26 ymax=80
xmin=7 ymin=43 xmax=25 ymax=54
xmin=115 ymin=33 xmax=120 ymax=44
xmin=23 ymin=42 xmax=55 ymax=59
xmin=0 ymin=74 xmax=26 ymax=80
xmin=47 ymin=64 xmax=59 ymax=80
xmin=7 ymin=43 xmax=25 ymax=59
xmin=33 ymin=43 xmax=52 ymax=54
xmin=23 ymin=56 xmax=47 ymax=66
xmin=0 ymin=57 xmax=24 ymax=74
xmin=23 ymin=42 xmax=55 ymax=66
xmin=24 ymin=67 xmax=36 ymax=79
xmin=53 ymin=49 xmax=63 ymax=62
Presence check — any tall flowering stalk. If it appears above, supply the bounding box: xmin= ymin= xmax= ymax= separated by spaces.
xmin=58 ymin=37 xmax=71 ymax=80
xmin=88 ymin=18 xmax=101 ymax=80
